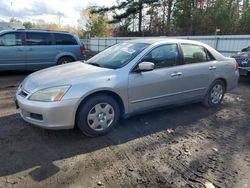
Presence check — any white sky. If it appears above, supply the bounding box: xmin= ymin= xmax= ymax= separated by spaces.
xmin=0 ymin=0 xmax=117 ymax=27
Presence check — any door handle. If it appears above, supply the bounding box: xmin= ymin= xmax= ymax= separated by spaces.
xmin=171 ymin=72 xmax=182 ymax=77
xmin=209 ymin=66 xmax=216 ymax=70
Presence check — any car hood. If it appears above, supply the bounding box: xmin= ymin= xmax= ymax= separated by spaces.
xmin=22 ymin=62 xmax=114 ymax=92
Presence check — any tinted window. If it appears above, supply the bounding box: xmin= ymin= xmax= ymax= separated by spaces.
xmin=181 ymin=44 xmax=213 ymax=64
xmin=26 ymin=32 xmax=52 ymax=45
xmin=55 ymin=33 xmax=77 ymax=45
xmin=142 ymin=44 xmax=179 ymax=69
xmin=0 ymin=33 xmax=22 ymax=46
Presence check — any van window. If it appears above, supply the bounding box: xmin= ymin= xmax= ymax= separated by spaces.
xmin=55 ymin=33 xmax=77 ymax=45
xmin=25 ymin=32 xmax=53 ymax=45
xmin=0 ymin=33 xmax=22 ymax=46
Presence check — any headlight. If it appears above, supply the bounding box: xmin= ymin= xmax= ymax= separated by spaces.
xmin=29 ymin=85 xmax=71 ymax=102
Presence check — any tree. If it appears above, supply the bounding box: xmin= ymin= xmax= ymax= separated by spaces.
xmin=23 ymin=22 xmax=33 ymax=29
xmin=9 ymin=18 xmax=22 ymax=24
xmin=86 ymin=12 xmax=111 ymax=37
xmin=173 ymin=0 xmax=192 ymax=35
xmin=239 ymin=0 xmax=250 ymax=34
xmin=92 ymin=0 xmax=158 ymax=34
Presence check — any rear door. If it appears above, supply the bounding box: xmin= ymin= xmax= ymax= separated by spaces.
xmin=25 ymin=32 xmax=57 ymax=70
xmin=0 ymin=32 xmax=26 ymax=70
xmin=177 ymin=43 xmax=216 ymax=100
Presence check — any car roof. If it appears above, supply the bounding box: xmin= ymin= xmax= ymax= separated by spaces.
xmin=0 ymin=29 xmax=73 ymax=35
xmin=127 ymin=38 xmax=205 ymax=46
xmin=127 ymin=37 xmax=226 ymax=60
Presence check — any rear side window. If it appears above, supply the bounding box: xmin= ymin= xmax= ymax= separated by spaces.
xmin=0 ymin=33 xmax=22 ymax=46
xmin=181 ymin=44 xmax=214 ymax=64
xmin=55 ymin=33 xmax=77 ymax=45
xmin=25 ymin=32 xmax=53 ymax=45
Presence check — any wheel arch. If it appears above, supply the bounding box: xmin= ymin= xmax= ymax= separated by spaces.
xmin=215 ymin=77 xmax=227 ymax=90
xmin=55 ymin=53 xmax=76 ymax=64
xmin=74 ymin=90 xmax=125 ymax=126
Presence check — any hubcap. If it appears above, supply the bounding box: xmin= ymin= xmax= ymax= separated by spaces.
xmin=87 ymin=103 xmax=115 ymax=131
xmin=210 ymin=84 xmax=223 ymax=104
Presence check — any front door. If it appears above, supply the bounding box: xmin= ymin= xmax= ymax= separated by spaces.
xmin=0 ymin=32 xmax=26 ymax=70
xmin=128 ymin=44 xmax=186 ymax=113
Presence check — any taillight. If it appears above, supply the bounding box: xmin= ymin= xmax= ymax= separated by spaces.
xmin=80 ymin=46 xmax=86 ymax=55
xmin=235 ymin=61 xmax=239 ymax=70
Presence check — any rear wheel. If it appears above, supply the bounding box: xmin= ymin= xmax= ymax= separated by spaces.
xmin=202 ymin=80 xmax=225 ymax=107
xmin=57 ymin=57 xmax=74 ymax=65
xmin=76 ymin=95 xmax=120 ymax=137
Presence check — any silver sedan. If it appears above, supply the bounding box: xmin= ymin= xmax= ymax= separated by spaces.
xmin=16 ymin=39 xmax=239 ymax=137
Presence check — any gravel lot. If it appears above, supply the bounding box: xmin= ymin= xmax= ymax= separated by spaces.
xmin=0 ymin=72 xmax=249 ymax=188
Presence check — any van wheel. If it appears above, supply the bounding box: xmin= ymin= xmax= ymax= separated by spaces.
xmin=57 ymin=57 xmax=74 ymax=65
xmin=202 ymin=80 xmax=225 ymax=107
xmin=76 ymin=95 xmax=120 ymax=137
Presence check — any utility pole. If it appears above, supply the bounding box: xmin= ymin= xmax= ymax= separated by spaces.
xmin=10 ymin=0 xmax=14 ymax=20
xmin=57 ymin=12 xmax=63 ymax=27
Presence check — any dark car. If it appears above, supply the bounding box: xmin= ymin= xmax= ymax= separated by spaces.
xmin=0 ymin=29 xmax=86 ymax=71
xmin=231 ymin=46 xmax=250 ymax=76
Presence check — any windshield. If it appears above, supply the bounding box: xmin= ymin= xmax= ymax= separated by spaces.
xmin=86 ymin=42 xmax=150 ymax=69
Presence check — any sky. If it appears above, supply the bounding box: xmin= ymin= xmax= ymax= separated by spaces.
xmin=0 ymin=0 xmax=117 ymax=27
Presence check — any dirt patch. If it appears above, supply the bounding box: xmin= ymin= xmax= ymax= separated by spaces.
xmin=0 ymin=73 xmax=249 ymax=188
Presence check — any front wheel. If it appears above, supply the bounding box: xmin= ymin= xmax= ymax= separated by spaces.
xmin=202 ymin=80 xmax=225 ymax=107
xmin=76 ymin=95 xmax=120 ymax=137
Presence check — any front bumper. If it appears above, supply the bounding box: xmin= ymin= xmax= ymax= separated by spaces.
xmin=16 ymin=93 xmax=79 ymax=129
xmin=239 ymin=67 xmax=250 ymax=76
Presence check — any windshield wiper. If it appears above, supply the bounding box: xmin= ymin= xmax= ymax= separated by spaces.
xmin=87 ymin=62 xmax=102 ymax=67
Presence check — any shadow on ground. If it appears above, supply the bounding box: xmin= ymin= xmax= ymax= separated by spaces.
xmin=0 ymin=102 xmax=219 ymax=181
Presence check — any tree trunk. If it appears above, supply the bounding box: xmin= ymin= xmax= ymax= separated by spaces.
xmin=166 ymin=0 xmax=173 ymax=35
xmin=162 ymin=0 xmax=166 ymax=35
xmin=138 ymin=0 xmax=143 ymax=34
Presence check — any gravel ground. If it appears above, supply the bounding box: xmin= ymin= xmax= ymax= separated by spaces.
xmin=0 ymin=72 xmax=249 ymax=188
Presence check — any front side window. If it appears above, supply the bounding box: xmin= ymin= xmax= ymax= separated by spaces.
xmin=55 ymin=33 xmax=77 ymax=45
xmin=0 ymin=33 xmax=22 ymax=46
xmin=181 ymin=44 xmax=214 ymax=64
xmin=141 ymin=44 xmax=179 ymax=69
xmin=26 ymin=32 xmax=52 ymax=45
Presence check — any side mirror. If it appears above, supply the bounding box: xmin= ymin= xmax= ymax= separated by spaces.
xmin=135 ymin=62 xmax=155 ymax=72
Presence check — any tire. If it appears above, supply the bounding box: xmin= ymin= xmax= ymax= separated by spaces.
xmin=202 ymin=80 xmax=225 ymax=107
xmin=57 ymin=57 xmax=74 ymax=65
xmin=76 ymin=95 xmax=120 ymax=137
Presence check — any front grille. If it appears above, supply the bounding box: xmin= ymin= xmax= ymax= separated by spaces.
xmin=19 ymin=90 xmax=29 ymax=98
